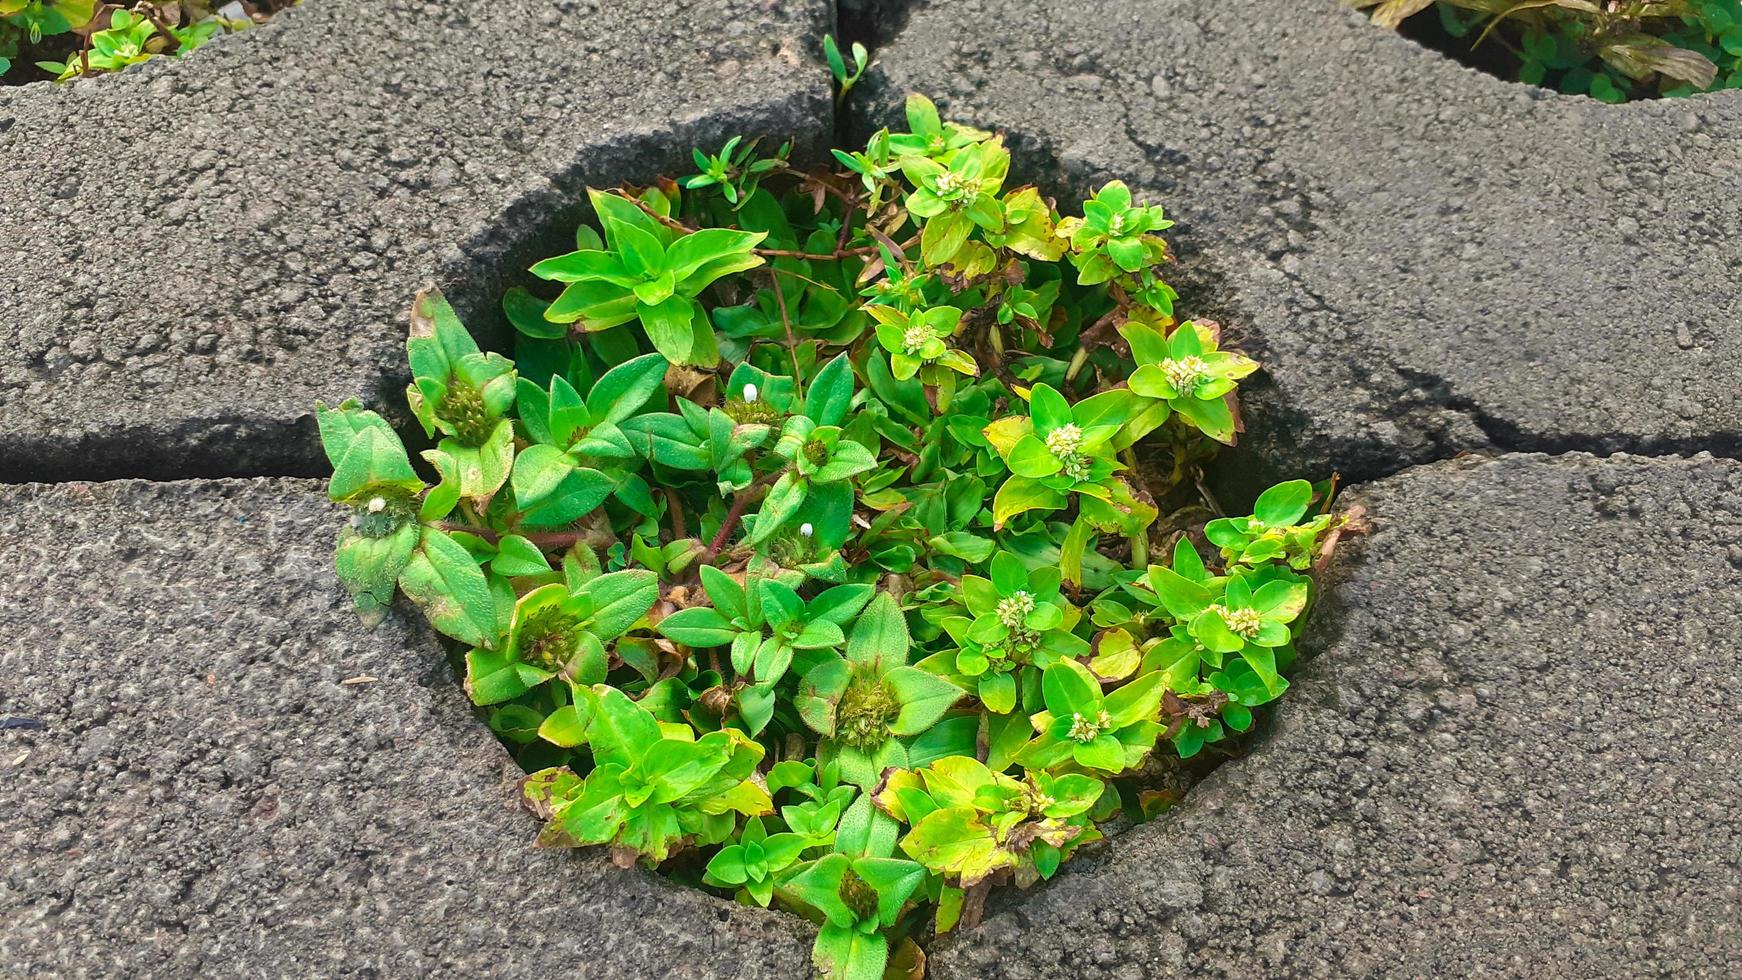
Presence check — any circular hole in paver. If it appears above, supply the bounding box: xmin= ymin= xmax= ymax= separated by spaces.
xmin=1357 ymin=1 xmax=1742 ymax=101
xmin=1 ymin=0 xmax=297 ymax=86
xmin=325 ymin=98 xmax=1347 ymax=975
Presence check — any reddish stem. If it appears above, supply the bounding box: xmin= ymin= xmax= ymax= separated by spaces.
xmin=664 ymin=488 xmax=689 ymax=539
xmin=959 ymin=880 xmax=992 ymax=931
xmin=703 ymin=486 xmax=764 ymax=562
xmin=755 ymin=244 xmax=883 ymax=261
xmin=437 ymin=522 xmax=584 ymax=549
xmin=776 ymin=166 xmax=859 ymax=209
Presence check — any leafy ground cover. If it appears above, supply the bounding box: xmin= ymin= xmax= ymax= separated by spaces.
xmin=1355 ymin=0 xmax=1742 ymax=100
xmin=0 ymin=0 xmax=295 ymax=83
xmin=317 ymin=87 xmax=1348 ymax=979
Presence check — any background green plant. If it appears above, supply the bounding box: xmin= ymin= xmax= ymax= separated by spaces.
xmin=319 ymin=90 xmax=1345 ymax=979
xmin=1354 ymin=0 xmax=1742 ymax=101
xmin=1 ymin=0 xmax=294 ymax=83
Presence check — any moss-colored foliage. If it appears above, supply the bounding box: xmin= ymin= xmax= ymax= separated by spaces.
xmin=1355 ymin=0 xmax=1742 ymax=101
xmin=319 ymin=83 xmax=1348 ymax=979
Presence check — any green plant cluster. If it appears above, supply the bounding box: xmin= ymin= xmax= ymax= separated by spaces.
xmin=318 ymin=94 xmax=1343 ymax=979
xmin=1356 ymin=0 xmax=1742 ymax=100
xmin=0 ymin=0 xmax=292 ymax=83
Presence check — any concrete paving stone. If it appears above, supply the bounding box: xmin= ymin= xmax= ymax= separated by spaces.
xmin=932 ymin=452 xmax=1742 ymax=978
xmin=856 ymin=0 xmax=1742 ymax=494
xmin=0 ymin=479 xmax=814 ymax=978
xmin=0 ymin=0 xmax=834 ymax=482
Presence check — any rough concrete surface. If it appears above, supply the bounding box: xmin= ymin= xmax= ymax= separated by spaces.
xmin=933 ymin=453 xmax=1742 ymax=978
xmin=0 ymin=480 xmax=814 ymax=978
xmin=5 ymin=0 xmax=1742 ymax=976
xmin=858 ymin=0 xmax=1742 ymax=491
xmin=0 ymin=0 xmax=833 ymax=481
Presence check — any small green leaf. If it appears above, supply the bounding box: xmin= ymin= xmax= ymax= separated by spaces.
xmin=699 ymin=564 xmax=747 ymax=620
xmin=901 ymin=807 xmax=1009 ymax=883
xmin=797 ymin=658 xmax=852 ymax=736
xmin=399 ymin=528 xmax=497 ymax=647
xmin=511 ymin=445 xmax=614 ymax=528
xmin=1173 ymin=393 xmax=1236 ymax=444
xmin=991 ymin=476 xmax=1067 ymax=529
xmin=921 ymin=210 xmax=973 ymax=266
xmin=1253 ymin=479 xmax=1313 ymax=527
xmin=658 ymin=606 xmax=736 ymax=647
xmin=807 ymin=584 xmax=874 ymax=625
xmin=493 ymin=535 xmax=553 ymax=577
xmin=783 ymin=853 xmax=855 ymax=927
xmin=885 ymin=666 xmax=964 ymax=735
xmin=539 ymin=702 xmax=592 ymax=747
xmin=639 ymin=294 xmax=700 ymax=364
xmin=1148 ymin=565 xmax=1213 ymax=619
xmin=1042 ymin=660 xmax=1102 ymax=716
xmin=503 ymin=286 xmax=564 ymax=340
xmin=845 ymin=592 xmax=908 ymax=667
xmin=317 ymin=401 xmax=421 ymax=502
xmin=419 ymin=448 xmax=463 ymax=521
xmin=749 ymin=471 xmax=808 ymax=544
xmin=805 ymin=353 xmax=856 ymax=427
xmin=1007 ymin=434 xmax=1062 ymax=479
xmin=578 ymin=569 xmax=659 ymax=642
xmin=1073 ymin=733 xmax=1126 ymax=772
xmin=334 ymin=522 xmax=418 ymax=627
xmin=587 ymin=353 xmax=669 ymax=425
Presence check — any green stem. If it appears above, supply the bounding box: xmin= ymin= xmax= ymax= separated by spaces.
xmin=1122 ymin=448 xmax=1151 ymax=567
xmin=769 ymin=270 xmax=804 ymax=395
xmin=457 ymin=498 xmax=482 ymax=527
xmin=1063 ymin=346 xmax=1092 ymax=385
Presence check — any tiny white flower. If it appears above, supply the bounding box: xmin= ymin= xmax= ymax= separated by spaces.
xmin=1068 ymin=709 xmax=1112 ymax=743
xmin=996 ymin=591 xmax=1036 ymax=630
xmin=799 ymin=522 xmax=814 ymax=537
xmin=1208 ymin=603 xmax=1263 ymax=639
xmin=1044 ymin=423 xmax=1084 ymax=457
xmin=742 ymin=382 xmax=759 ymax=403
xmin=901 ymin=324 xmax=931 ymax=356
xmin=367 ymin=496 xmax=387 ymax=514
xmin=1162 ymin=355 xmax=1211 ymax=393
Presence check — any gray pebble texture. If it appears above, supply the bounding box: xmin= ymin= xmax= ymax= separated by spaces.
xmin=932 ymin=453 xmax=1742 ymax=978
xmin=0 ymin=480 xmax=813 ymax=978
xmin=858 ymin=0 xmax=1742 ymax=490
xmin=0 ymin=0 xmax=831 ymax=481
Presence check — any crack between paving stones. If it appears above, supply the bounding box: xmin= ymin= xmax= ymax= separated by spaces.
xmin=3 ymin=1 xmax=1734 ymax=497
xmin=1390 ymin=363 xmax=1525 ymax=453
xmin=835 ymin=0 xmax=920 ymax=55
xmin=0 ymin=429 xmax=330 ymax=485
xmin=1110 ymin=94 xmax=1742 ymax=486
xmin=10 ymin=41 xmax=1735 ymax=492
xmin=1383 ymin=362 xmax=1742 ymax=472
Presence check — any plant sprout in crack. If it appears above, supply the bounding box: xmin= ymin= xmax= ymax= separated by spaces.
xmin=1353 ymin=0 xmax=1742 ymax=101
